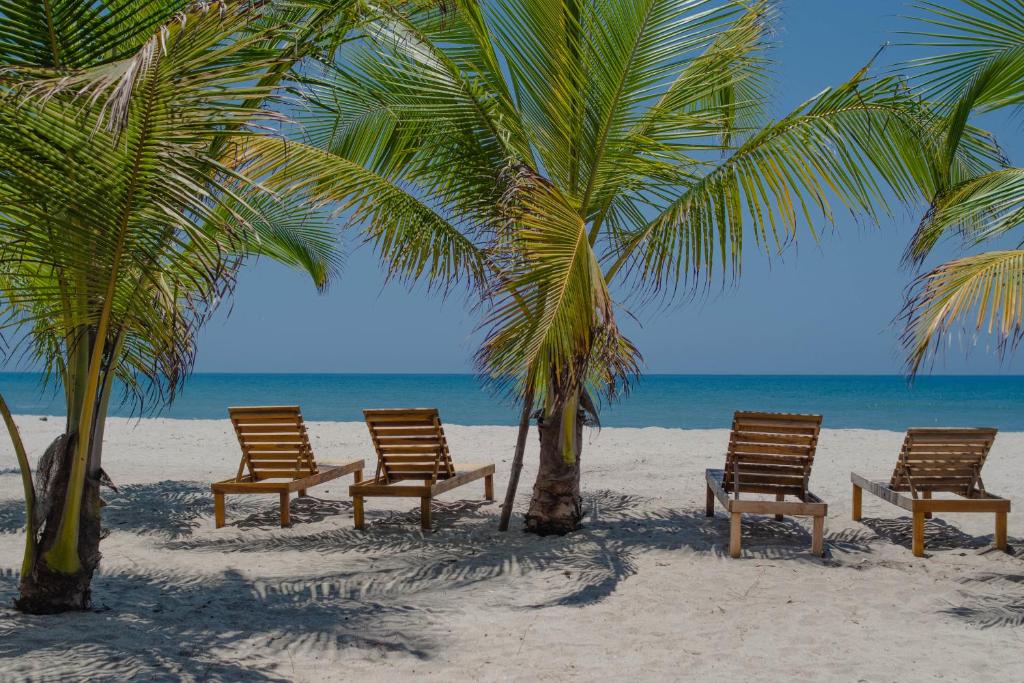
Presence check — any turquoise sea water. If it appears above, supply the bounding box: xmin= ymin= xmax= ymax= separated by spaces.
xmin=1 ymin=373 xmax=1022 ymax=430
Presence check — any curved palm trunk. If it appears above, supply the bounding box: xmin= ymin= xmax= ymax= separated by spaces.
xmin=524 ymin=400 xmax=584 ymax=535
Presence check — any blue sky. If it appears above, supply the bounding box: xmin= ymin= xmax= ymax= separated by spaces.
xmin=194 ymin=0 xmax=1023 ymax=376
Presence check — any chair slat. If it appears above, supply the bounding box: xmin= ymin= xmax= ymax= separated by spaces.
xmin=889 ymin=427 xmax=997 ymax=495
xmin=234 ymin=413 xmax=305 ymax=423
xmin=256 ymin=469 xmax=316 ymax=478
xmin=732 ymin=463 xmax=806 ymax=476
xmin=238 ymin=434 xmax=305 ymax=443
xmin=364 ymin=408 xmax=455 ymax=483
xmin=229 ymin=406 xmax=318 ymax=481
xmin=723 ymin=411 xmax=822 ymax=497
xmin=731 ymin=442 xmax=814 ymax=456
xmin=732 ymin=423 xmax=819 ymax=436
xmin=732 ymin=432 xmax=816 ymax=446
xmin=371 ymin=427 xmax=439 ymax=436
xmin=375 ymin=444 xmax=445 ymax=454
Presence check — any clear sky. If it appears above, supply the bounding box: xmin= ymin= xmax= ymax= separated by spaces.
xmin=194 ymin=0 xmax=1023 ymax=376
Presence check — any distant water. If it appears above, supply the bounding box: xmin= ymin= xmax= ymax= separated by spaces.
xmin=1 ymin=373 xmax=1022 ymax=430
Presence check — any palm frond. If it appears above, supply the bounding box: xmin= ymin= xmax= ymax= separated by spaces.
xmin=907 ymin=168 xmax=1024 ymax=263
xmin=577 ymin=0 xmax=757 ymax=211
xmin=0 ymin=1 xmax=342 ymax=409
xmin=902 ymin=0 xmax=1024 ymax=108
xmin=609 ymin=68 xmax=939 ymax=296
xmin=477 ymin=167 xmax=640 ymax=404
xmin=238 ymin=135 xmax=487 ymax=292
xmin=895 ymin=0 xmax=1024 ymax=373
xmin=212 ymin=192 xmax=343 ymax=292
xmin=902 ymin=250 xmax=1024 ymax=374
xmin=0 ymin=0 xmax=189 ymax=69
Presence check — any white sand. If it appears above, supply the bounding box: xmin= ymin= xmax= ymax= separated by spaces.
xmin=0 ymin=417 xmax=1021 ymax=681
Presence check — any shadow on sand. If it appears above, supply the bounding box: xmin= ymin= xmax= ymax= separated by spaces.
xmin=855 ymin=516 xmax=1024 ymax=629
xmin=0 ymin=498 xmax=25 ymax=534
xmin=20 ymin=481 xmax=1024 ymax=678
xmin=859 ymin=516 xmax=1003 ymax=553
xmin=0 ymin=564 xmax=433 ymax=681
xmin=161 ymin=488 xmax=873 ymax=609
xmin=942 ymin=571 xmax=1024 ymax=628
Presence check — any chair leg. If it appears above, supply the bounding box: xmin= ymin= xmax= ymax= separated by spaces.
xmin=484 ymin=474 xmax=494 ymax=501
xmin=729 ymin=512 xmax=742 ymax=558
xmin=912 ymin=510 xmax=925 ymax=557
xmin=775 ymin=492 xmax=784 ymax=521
xmin=279 ymin=492 xmax=290 ymax=527
xmin=421 ymin=497 xmax=432 ymax=531
xmin=921 ymin=490 xmax=932 ymax=519
xmin=214 ymin=492 xmax=225 ymax=528
xmin=851 ymin=483 xmax=862 ymax=521
xmin=996 ymin=511 xmax=1008 ymax=551
xmin=298 ymin=489 xmax=308 ymax=498
xmin=705 ymin=485 xmax=714 ymax=517
xmin=353 ymin=468 xmax=363 ymax=484
xmin=353 ymin=495 xmax=364 ymax=530
xmin=811 ymin=515 xmax=825 ymax=556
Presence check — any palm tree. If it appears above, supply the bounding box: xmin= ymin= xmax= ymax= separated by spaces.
xmin=899 ymin=0 xmax=1024 ymax=373
xmin=0 ymin=0 xmax=375 ymax=613
xmin=292 ymin=0 xmax=997 ymax=534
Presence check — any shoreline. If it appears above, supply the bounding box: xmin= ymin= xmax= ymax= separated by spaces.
xmin=9 ymin=413 xmax=1024 ymax=432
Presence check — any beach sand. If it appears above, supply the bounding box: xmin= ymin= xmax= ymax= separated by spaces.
xmin=0 ymin=417 xmax=1021 ymax=681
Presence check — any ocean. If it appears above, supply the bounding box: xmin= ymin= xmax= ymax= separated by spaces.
xmin=1 ymin=373 xmax=1022 ymax=430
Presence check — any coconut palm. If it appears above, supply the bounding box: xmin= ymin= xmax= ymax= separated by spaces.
xmin=291 ymin=0 xmax=998 ymax=534
xmin=899 ymin=0 xmax=1024 ymax=373
xmin=0 ymin=0 xmax=383 ymax=613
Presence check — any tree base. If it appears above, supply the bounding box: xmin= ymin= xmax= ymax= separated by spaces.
xmin=523 ymin=512 xmax=582 ymax=536
xmin=15 ymin=432 xmax=102 ymax=614
xmin=15 ymin=565 xmax=93 ymax=614
xmin=524 ymin=402 xmax=584 ymax=536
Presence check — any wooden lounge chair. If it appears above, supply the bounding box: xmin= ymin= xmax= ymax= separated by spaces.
xmin=705 ymin=411 xmax=827 ymax=558
xmin=851 ymin=428 xmax=1009 ymax=557
xmin=350 ymin=408 xmax=495 ymax=530
xmin=211 ymin=406 xmax=364 ymax=528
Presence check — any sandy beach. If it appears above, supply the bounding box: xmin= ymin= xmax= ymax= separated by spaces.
xmin=1 ymin=416 xmax=1021 ymax=681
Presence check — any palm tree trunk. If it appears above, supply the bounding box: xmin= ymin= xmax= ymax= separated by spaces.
xmin=524 ymin=400 xmax=584 ymax=535
xmin=15 ymin=431 xmax=103 ymax=614
xmin=15 ymin=340 xmax=114 ymax=614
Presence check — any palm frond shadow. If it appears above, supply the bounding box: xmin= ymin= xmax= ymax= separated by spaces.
xmin=0 ymin=499 xmax=25 ymax=534
xmin=233 ymin=496 xmax=354 ymax=530
xmin=0 ymin=488 xmax=884 ymax=677
xmin=104 ymin=481 xmax=357 ymax=537
xmin=859 ymin=516 xmax=1002 ymax=553
xmin=3 ymin=480 xmax=236 ymax=537
xmin=4 ymin=480 xmax=290 ymax=538
xmin=369 ymin=499 xmax=492 ymax=531
xmin=103 ymin=481 xmax=259 ymax=539
xmin=165 ymin=488 xmax=871 ymax=610
xmin=826 ymin=527 xmax=881 ymax=555
xmin=0 ymin=565 xmax=434 ymax=681
xmin=942 ymin=572 xmax=1024 ymax=628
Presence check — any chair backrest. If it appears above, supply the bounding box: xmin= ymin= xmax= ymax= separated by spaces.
xmin=722 ymin=411 xmax=822 ymax=498
xmin=889 ymin=428 xmax=997 ymax=496
xmin=363 ymin=408 xmax=455 ymax=483
xmin=228 ymin=406 xmax=317 ymax=481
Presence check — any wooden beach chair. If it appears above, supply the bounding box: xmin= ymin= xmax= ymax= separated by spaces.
xmin=350 ymin=408 xmax=495 ymax=530
xmin=851 ymin=428 xmax=1009 ymax=557
xmin=705 ymin=411 xmax=827 ymax=558
xmin=211 ymin=406 xmax=364 ymax=528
